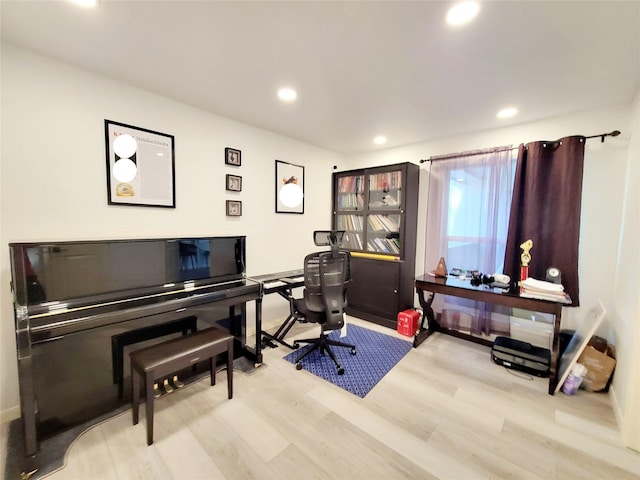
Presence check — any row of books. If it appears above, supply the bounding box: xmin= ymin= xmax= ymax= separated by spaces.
xmin=369 ymin=171 xmax=403 ymax=191
xmin=337 ymin=192 xmax=365 ymax=209
xmin=367 ymin=214 xmax=399 ymax=232
xmin=336 ymin=214 xmax=364 ymax=231
xmin=337 ymin=175 xmax=365 ymax=193
xmin=367 ymin=237 xmax=400 ymax=254
xmin=342 ymin=233 xmax=363 ymax=250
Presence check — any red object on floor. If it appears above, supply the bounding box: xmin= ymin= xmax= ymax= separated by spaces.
xmin=397 ymin=309 xmax=420 ymax=337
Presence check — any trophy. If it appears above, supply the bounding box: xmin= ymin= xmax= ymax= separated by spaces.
xmin=519 ymin=239 xmax=533 ymax=283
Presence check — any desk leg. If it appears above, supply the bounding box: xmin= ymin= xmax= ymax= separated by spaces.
xmin=548 ymin=304 xmax=563 ymax=395
xmin=254 ymin=297 xmax=263 ymax=366
xmin=414 ymin=288 xmax=438 ymax=348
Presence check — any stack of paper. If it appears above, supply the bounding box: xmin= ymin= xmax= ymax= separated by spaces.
xmin=520 ymin=277 xmax=570 ymax=303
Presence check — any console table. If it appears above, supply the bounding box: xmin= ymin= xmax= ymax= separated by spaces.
xmin=414 ymin=274 xmax=569 ymax=395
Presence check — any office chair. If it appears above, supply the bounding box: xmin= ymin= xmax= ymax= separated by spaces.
xmin=293 ymin=230 xmax=356 ymax=375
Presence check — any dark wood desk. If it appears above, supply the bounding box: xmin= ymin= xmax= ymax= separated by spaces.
xmin=414 ymin=274 xmax=569 ymax=395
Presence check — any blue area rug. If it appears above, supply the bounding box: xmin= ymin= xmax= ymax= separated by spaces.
xmin=283 ymin=324 xmax=412 ymax=398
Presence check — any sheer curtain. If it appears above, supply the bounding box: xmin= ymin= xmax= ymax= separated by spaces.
xmin=425 ymin=147 xmax=515 ymax=336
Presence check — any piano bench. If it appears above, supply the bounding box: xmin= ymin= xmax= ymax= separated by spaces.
xmin=130 ymin=327 xmax=233 ymax=445
xmin=112 ymin=315 xmax=198 ymax=397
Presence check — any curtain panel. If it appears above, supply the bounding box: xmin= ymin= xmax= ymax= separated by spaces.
xmin=504 ymin=136 xmax=585 ymax=306
xmin=425 ymin=147 xmax=515 ymax=335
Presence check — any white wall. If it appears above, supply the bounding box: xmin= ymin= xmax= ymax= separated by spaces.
xmin=344 ymin=102 xmax=639 ymax=446
xmin=0 ymin=44 xmax=342 ymax=420
xmin=612 ymin=91 xmax=640 ymax=451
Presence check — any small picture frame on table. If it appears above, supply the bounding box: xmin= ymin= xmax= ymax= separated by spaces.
xmin=225 ymin=148 xmax=241 ymax=166
xmin=226 ymin=200 xmax=242 ymax=217
xmin=226 ymin=174 xmax=242 ymax=192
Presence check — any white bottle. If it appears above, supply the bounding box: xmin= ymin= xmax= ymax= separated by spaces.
xmin=562 ymin=363 xmax=588 ymax=395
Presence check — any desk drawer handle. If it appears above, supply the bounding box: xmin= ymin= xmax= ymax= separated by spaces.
xmin=190 ymin=357 xmax=200 ymax=363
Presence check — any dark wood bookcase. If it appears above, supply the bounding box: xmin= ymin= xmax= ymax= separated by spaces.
xmin=332 ymin=162 xmax=420 ymax=329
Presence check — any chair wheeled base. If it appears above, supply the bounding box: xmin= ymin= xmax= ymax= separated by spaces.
xmin=293 ymin=332 xmax=356 ymax=375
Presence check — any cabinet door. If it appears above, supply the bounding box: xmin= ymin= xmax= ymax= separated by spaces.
xmin=335 ymin=173 xmax=365 ymax=251
xmin=347 ymin=257 xmax=400 ymax=323
xmin=366 ymin=169 xmax=403 ymax=256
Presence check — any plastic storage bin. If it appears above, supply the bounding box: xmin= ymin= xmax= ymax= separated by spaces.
xmin=397 ymin=309 xmax=420 ymax=337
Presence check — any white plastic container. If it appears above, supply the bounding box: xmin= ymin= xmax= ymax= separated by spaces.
xmin=562 ymin=363 xmax=588 ymax=395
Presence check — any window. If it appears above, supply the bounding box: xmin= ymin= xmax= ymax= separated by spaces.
xmin=424 ymin=146 xmax=516 ymax=336
xmin=426 ymin=148 xmax=516 ymax=276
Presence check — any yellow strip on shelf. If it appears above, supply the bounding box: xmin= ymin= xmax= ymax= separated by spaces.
xmin=350 ymin=252 xmax=399 ymax=262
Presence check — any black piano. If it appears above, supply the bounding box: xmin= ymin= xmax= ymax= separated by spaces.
xmin=8 ymin=236 xmax=262 ymax=470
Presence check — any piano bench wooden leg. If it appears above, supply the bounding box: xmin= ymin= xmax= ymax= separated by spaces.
xmin=131 ymin=368 xmax=140 ymax=425
xmin=145 ymin=374 xmax=155 ymax=445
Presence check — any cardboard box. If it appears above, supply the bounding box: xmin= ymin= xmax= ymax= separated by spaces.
xmin=397 ymin=309 xmax=420 ymax=337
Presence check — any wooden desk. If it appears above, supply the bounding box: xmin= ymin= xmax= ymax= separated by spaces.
xmin=414 ymin=274 xmax=569 ymax=395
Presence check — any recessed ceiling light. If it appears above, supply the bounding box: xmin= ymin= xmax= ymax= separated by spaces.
xmin=278 ymin=87 xmax=297 ymax=102
xmin=497 ymin=107 xmax=518 ymax=119
xmin=373 ymin=135 xmax=387 ymax=145
xmin=446 ymin=1 xmax=480 ymax=26
xmin=68 ymin=0 xmax=98 ymax=7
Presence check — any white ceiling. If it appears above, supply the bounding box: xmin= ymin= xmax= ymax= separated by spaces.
xmin=2 ymin=1 xmax=639 ymax=154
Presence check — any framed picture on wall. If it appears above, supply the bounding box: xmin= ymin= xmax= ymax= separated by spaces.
xmin=226 ymin=200 xmax=242 ymax=217
xmin=226 ymin=174 xmax=242 ymax=192
xmin=275 ymin=160 xmax=304 ymax=214
xmin=104 ymin=119 xmax=176 ymax=208
xmin=225 ymin=147 xmax=241 ymax=166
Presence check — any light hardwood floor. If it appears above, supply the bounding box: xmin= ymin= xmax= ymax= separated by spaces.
xmin=4 ymin=316 xmax=639 ymax=480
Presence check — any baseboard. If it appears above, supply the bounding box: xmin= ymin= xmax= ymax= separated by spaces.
xmin=1 ymin=405 xmax=20 ymax=424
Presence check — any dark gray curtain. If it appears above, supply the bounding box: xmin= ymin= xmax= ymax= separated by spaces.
xmin=504 ymin=136 xmax=585 ymax=306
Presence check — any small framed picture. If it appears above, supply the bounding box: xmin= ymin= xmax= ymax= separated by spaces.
xmin=226 ymin=174 xmax=242 ymax=192
xmin=226 ymin=200 xmax=242 ymax=217
xmin=225 ymin=147 xmax=241 ymax=166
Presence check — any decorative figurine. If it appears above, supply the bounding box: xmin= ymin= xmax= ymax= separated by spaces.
xmin=435 ymin=257 xmax=448 ymax=277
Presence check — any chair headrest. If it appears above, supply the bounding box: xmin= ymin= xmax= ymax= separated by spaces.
xmin=313 ymin=230 xmax=345 ymax=248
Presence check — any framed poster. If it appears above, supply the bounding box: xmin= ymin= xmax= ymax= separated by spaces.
xmin=275 ymin=160 xmax=304 ymax=214
xmin=105 ymin=120 xmax=175 ymax=208
xmin=226 ymin=174 xmax=242 ymax=192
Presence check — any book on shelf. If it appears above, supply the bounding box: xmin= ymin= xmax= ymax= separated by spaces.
xmin=369 ymin=171 xmax=402 ymax=191
xmin=367 ymin=237 xmax=400 ymax=255
xmin=338 ymin=175 xmax=364 ymax=193
xmin=367 ymin=214 xmax=399 ymax=232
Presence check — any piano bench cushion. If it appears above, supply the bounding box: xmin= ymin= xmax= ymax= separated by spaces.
xmin=111 ymin=315 xmax=198 ymax=396
xmin=130 ymin=327 xmax=234 ymax=445
xmin=131 ymin=326 xmax=231 ymax=373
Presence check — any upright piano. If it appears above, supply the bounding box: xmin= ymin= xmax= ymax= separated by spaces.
xmin=9 ymin=236 xmax=262 ymax=467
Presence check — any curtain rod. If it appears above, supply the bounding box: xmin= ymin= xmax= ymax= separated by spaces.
xmin=584 ymin=130 xmax=621 ymax=142
xmin=419 ymin=145 xmax=513 ymax=163
xmin=419 ymin=129 xmax=621 ymax=163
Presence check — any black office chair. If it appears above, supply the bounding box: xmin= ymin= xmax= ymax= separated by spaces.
xmin=293 ymin=231 xmax=356 ymax=375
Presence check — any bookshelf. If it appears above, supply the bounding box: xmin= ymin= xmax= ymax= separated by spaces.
xmin=332 ymin=162 xmax=420 ymax=328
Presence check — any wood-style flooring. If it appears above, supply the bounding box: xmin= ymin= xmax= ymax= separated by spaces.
xmin=2 ymin=316 xmax=639 ymax=480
